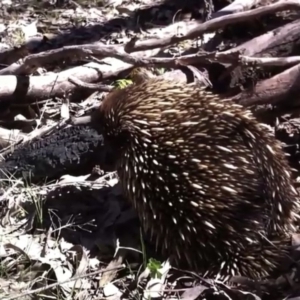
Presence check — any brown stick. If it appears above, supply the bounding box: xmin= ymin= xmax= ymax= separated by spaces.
xmin=68 ymin=115 xmax=92 ymax=126
xmin=178 ymin=52 xmax=300 ymax=68
xmin=232 ymin=63 xmax=300 ymax=106
xmin=68 ymin=76 xmax=114 ymax=92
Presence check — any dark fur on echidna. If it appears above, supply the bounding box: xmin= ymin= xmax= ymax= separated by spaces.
xmin=91 ymin=78 xmax=300 ymax=280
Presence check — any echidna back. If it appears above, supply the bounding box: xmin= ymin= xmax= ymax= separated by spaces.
xmin=94 ymin=78 xmax=299 ymax=279
xmin=236 ymin=116 xmax=298 ymax=234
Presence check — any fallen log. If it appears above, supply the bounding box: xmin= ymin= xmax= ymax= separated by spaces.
xmin=216 ymin=18 xmax=300 ymax=90
xmin=232 ymin=62 xmax=300 ymax=107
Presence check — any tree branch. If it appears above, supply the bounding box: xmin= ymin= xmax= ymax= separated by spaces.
xmin=126 ymin=0 xmax=300 ymax=52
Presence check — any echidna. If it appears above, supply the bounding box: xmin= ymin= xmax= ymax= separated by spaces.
xmin=91 ymin=78 xmax=299 ymax=280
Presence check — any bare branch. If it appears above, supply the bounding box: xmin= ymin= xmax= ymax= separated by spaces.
xmin=68 ymin=76 xmax=114 ymax=92
xmin=239 ymin=56 xmax=300 ymax=67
